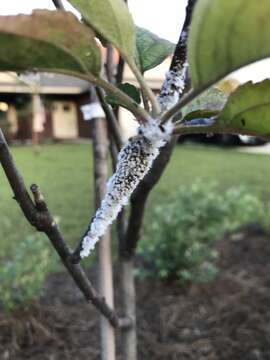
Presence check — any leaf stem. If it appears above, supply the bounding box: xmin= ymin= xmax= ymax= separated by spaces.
xmin=95 ymin=76 xmax=151 ymax=122
xmin=41 ymin=66 xmax=150 ymax=122
xmin=173 ymin=123 xmax=219 ymax=135
xmin=95 ymin=86 xmax=123 ymax=150
xmin=126 ymin=59 xmax=161 ymax=116
xmin=172 ymin=121 xmax=270 ymax=141
xmin=52 ymin=0 xmax=152 ymax=121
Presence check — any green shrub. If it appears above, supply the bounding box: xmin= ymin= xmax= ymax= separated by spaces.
xmin=138 ymin=181 xmax=268 ymax=284
xmin=0 ymin=235 xmax=54 ymax=313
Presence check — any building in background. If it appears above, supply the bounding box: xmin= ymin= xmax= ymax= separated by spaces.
xmin=0 ymin=60 xmax=170 ymax=143
xmin=0 ymin=56 xmax=256 ymax=146
xmin=0 ymin=72 xmax=93 ymax=142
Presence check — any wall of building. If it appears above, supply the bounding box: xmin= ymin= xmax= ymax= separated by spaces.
xmin=10 ymin=93 xmax=93 ymax=142
xmin=76 ymin=93 xmax=93 ymax=138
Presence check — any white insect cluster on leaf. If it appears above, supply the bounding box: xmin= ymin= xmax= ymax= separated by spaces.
xmin=80 ymin=119 xmax=173 ymax=259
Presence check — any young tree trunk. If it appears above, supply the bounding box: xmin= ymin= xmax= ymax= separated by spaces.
xmin=92 ymin=116 xmax=116 ymax=360
xmin=32 ymin=92 xmax=45 ymax=149
xmin=117 ymin=211 xmax=137 ymax=360
xmin=121 ymin=259 xmax=137 ymax=360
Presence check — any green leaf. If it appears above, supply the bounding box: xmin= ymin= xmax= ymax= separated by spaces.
xmin=68 ymin=0 xmax=135 ymax=59
xmin=188 ymin=0 xmax=270 ymax=88
xmin=0 ymin=10 xmax=101 ymax=76
xmin=218 ymin=80 xmax=270 ymax=136
xmin=105 ymin=82 xmax=141 ymax=107
xmin=182 ymin=87 xmax=228 ymax=117
xmin=135 ymin=27 xmax=175 ymax=73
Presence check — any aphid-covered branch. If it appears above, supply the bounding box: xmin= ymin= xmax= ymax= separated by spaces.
xmin=158 ymin=0 xmax=196 ymax=111
xmin=71 ymin=0 xmax=197 ymax=263
xmin=72 ymin=119 xmax=173 ymax=262
xmin=121 ymin=0 xmax=197 ymax=258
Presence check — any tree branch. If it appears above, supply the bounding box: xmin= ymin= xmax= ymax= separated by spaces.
xmin=119 ymin=133 xmax=178 ymax=260
xmin=95 ymin=86 xmax=123 ymax=151
xmin=114 ymin=52 xmax=125 ymax=119
xmin=0 ymin=129 xmax=125 ymax=328
xmin=158 ymin=0 xmax=196 ymax=112
xmin=170 ymin=0 xmax=197 ymax=73
xmin=121 ymin=139 xmax=176 ymax=258
xmin=105 ymin=45 xmax=115 ymax=84
xmin=51 ymin=0 xmax=64 ymax=10
xmin=116 ymin=56 xmax=125 ymax=85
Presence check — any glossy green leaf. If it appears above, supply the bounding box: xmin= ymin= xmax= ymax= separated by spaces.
xmin=218 ymin=80 xmax=270 ymax=136
xmin=68 ymin=0 xmax=135 ymax=59
xmin=0 ymin=10 xmax=101 ymax=76
xmin=135 ymin=27 xmax=175 ymax=73
xmin=105 ymin=82 xmax=141 ymax=107
xmin=188 ymin=0 xmax=270 ymax=88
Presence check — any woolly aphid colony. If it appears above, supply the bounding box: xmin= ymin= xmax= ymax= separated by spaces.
xmin=80 ymin=119 xmax=173 ymax=258
xmin=80 ymin=66 xmax=186 ymax=259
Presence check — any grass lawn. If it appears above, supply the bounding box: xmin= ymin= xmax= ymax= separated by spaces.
xmin=1 ymin=143 xmax=270 ymax=259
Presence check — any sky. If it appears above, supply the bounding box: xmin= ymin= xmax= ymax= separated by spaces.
xmin=0 ymin=0 xmax=186 ymax=42
xmin=1 ymin=0 xmax=270 ymax=83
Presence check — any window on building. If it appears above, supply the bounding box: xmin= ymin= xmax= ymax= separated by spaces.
xmin=63 ymin=104 xmax=71 ymax=112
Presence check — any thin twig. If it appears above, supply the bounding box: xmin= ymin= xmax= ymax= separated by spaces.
xmin=141 ymin=88 xmax=151 ymax=112
xmin=126 ymin=59 xmax=161 ymax=116
xmin=116 ymin=56 xmax=125 ymax=85
xmin=0 ymin=129 xmax=126 ymax=328
xmin=95 ymin=87 xmax=123 ymax=151
xmin=113 ymin=54 xmax=126 ymax=125
xmin=105 ymin=45 xmax=115 ymax=84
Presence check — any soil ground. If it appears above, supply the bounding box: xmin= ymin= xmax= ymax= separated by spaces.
xmin=1 ymin=225 xmax=270 ymax=360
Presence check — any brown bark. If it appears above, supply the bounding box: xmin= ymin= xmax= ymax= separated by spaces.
xmin=121 ymin=260 xmax=137 ymax=360
xmin=95 ymin=86 xmax=123 ymax=151
xmin=92 ymin=117 xmax=116 ymax=360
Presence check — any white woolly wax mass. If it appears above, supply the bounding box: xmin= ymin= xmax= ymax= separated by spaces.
xmin=80 ymin=119 xmax=172 ymax=258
